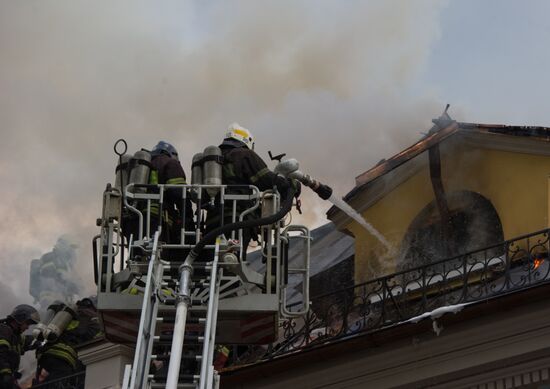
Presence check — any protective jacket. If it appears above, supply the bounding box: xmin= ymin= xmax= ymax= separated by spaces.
xmin=0 ymin=320 xmax=32 ymax=386
xmin=149 ymin=154 xmax=187 ymax=186
xmin=149 ymin=154 xmax=195 ymax=238
xmin=219 ymin=143 xmax=278 ymax=192
xmin=37 ymin=310 xmax=101 ymax=380
xmin=123 ymin=153 xmax=194 ymax=246
xmin=204 ymin=141 xmax=295 ymax=262
xmin=149 ymin=154 xmax=188 ymax=224
xmin=206 ymin=142 xmax=276 ymax=229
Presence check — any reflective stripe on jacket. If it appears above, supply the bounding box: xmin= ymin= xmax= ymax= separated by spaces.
xmin=148 ymin=155 xmax=188 ymax=224
xmin=40 ymin=342 xmax=78 ymax=370
xmin=0 ymin=322 xmax=24 ymax=377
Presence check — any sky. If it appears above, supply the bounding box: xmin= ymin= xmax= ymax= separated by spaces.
xmin=1 ymin=0 xmax=549 ymax=315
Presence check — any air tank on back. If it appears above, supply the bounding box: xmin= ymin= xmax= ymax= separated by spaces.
xmin=202 ymin=146 xmax=223 ymax=200
xmin=43 ymin=304 xmax=77 ymax=342
xmin=32 ymin=303 xmax=59 ymax=342
xmin=191 ymin=153 xmax=203 ymax=186
xmin=129 ymin=150 xmax=152 ymax=190
xmin=115 ymin=154 xmax=132 ymax=192
xmin=191 ymin=153 xmax=202 ymax=201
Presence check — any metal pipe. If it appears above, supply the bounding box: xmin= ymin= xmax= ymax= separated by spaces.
xmin=106 ymin=223 xmax=114 ymax=292
xmin=165 ymin=265 xmax=192 ymax=389
xmin=92 ymin=235 xmax=100 ymax=285
xmin=199 ymin=259 xmax=219 ymax=389
xmin=165 ymin=301 xmax=189 ymax=389
xmin=124 ymin=184 xmax=144 ymax=240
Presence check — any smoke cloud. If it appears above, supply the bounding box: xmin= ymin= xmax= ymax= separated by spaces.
xmin=29 ymin=235 xmax=83 ymax=312
xmin=0 ymin=1 xmax=447 ymax=307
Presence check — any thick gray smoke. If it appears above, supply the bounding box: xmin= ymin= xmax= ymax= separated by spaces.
xmin=29 ymin=235 xmax=83 ymax=312
xmin=0 ymin=1 xmax=447 ymax=301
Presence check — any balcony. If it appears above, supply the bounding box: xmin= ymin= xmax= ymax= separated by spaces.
xmin=29 ymin=371 xmax=85 ymax=389
xmin=227 ymin=228 xmax=550 ymax=366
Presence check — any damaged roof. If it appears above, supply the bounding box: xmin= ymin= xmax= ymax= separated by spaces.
xmin=327 ymin=110 xmax=550 ymax=220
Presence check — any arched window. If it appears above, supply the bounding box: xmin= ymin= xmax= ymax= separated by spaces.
xmin=398 ymin=191 xmax=504 ymax=270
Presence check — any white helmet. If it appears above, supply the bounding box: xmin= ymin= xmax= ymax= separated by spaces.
xmin=225 ymin=123 xmax=254 ymax=150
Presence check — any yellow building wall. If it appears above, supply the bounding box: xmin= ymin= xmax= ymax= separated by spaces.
xmin=351 ymin=145 xmax=550 ymax=284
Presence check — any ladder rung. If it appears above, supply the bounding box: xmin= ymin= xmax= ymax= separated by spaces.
xmin=157 ymin=317 xmax=206 ymax=325
xmin=164 ymin=262 xmax=212 ymax=270
xmin=151 ymin=354 xmax=202 ymax=361
xmin=151 ymin=382 xmax=197 ymax=389
xmin=159 ymin=295 xmax=209 ymax=307
xmin=157 ymin=305 xmax=207 ymax=313
xmin=184 ymin=335 xmax=204 ymax=343
xmin=150 ymin=373 xmax=200 ymax=382
xmin=153 ymin=335 xmax=204 ymax=344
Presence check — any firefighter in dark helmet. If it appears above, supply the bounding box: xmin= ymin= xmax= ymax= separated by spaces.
xmin=149 ymin=141 xmax=194 ymax=237
xmin=122 ymin=141 xmax=195 ymax=250
xmin=0 ymin=304 xmax=40 ymax=389
xmin=34 ymin=299 xmax=101 ymax=385
xmin=149 ymin=142 xmax=195 ymax=257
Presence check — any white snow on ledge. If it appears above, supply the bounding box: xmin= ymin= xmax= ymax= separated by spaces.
xmin=407 ymin=302 xmax=471 ymax=324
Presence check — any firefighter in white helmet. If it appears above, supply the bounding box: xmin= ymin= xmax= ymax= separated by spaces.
xmin=205 ymin=123 xmax=299 ymax=260
xmin=220 ymin=123 xmax=282 ymax=188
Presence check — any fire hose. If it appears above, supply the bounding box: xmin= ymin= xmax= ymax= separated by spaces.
xmin=165 ymin=183 xmax=295 ymax=389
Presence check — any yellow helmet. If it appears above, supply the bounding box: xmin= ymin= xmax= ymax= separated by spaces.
xmin=225 ymin=123 xmax=254 ymax=150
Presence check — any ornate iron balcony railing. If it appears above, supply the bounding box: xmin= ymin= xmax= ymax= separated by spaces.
xmin=228 ymin=228 xmax=550 ymax=366
xmin=29 ymin=371 xmax=85 ymax=389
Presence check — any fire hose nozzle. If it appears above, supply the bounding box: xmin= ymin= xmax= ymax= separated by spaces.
xmin=275 ymin=157 xmax=333 ymax=200
xmin=289 ymin=171 xmax=332 ymax=200
xmin=311 ymin=182 xmax=333 ymax=200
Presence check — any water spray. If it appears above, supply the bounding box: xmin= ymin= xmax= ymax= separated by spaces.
xmin=272 ymin=152 xmax=395 ymax=254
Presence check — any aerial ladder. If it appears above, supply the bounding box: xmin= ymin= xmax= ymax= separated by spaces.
xmin=92 ymin=142 xmax=325 ymax=389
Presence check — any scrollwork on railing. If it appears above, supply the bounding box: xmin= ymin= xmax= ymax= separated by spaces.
xmin=30 ymin=371 xmax=85 ymax=389
xmin=228 ymin=228 xmax=550 ymax=367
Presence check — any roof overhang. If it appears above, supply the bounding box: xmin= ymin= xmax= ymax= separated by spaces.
xmin=327 ymin=117 xmax=550 ymax=231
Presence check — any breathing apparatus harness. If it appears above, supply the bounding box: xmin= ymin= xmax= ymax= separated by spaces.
xmin=187 ymin=182 xmax=294 ymax=265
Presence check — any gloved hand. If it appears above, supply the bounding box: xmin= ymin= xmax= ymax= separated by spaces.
xmin=274 ymin=175 xmax=290 ymax=195
xmin=291 ymin=179 xmax=302 ymax=198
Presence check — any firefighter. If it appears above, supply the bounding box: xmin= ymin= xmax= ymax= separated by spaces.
xmin=205 ymin=123 xmax=299 ymax=259
xmin=149 ymin=141 xmax=195 ymax=240
xmin=34 ymin=298 xmax=101 ymax=385
xmin=219 ymin=123 xmax=291 ymax=194
xmin=121 ymin=141 xmax=194 ymax=266
xmin=0 ymin=305 xmax=40 ymax=389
